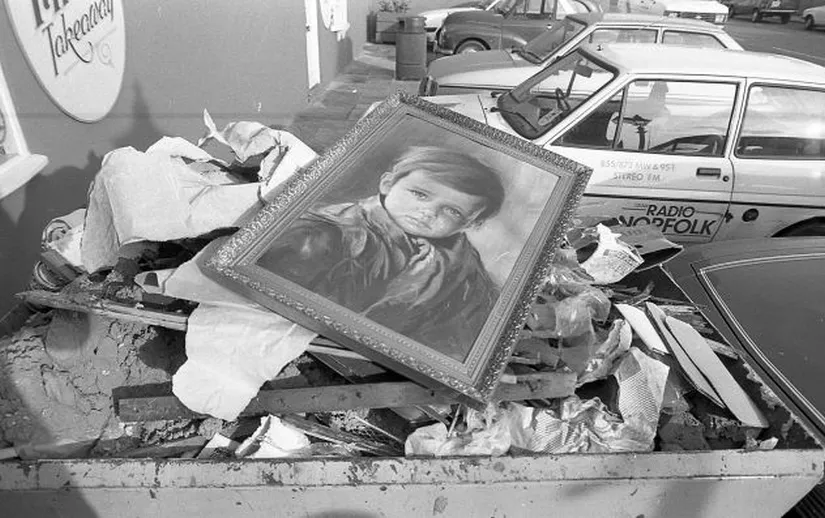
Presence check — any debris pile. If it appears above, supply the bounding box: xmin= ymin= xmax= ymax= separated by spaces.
xmin=0 ymin=114 xmax=797 ymax=464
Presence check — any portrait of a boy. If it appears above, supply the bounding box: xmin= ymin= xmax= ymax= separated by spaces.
xmin=257 ymin=146 xmax=506 ymax=361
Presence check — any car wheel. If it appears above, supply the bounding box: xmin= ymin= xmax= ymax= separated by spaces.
xmin=781 ymin=14 xmax=790 ymax=23
xmin=751 ymin=9 xmax=762 ymax=22
xmin=455 ymin=39 xmax=487 ymax=54
xmin=804 ymin=15 xmax=815 ymax=30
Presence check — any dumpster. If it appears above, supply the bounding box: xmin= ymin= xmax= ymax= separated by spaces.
xmin=395 ymin=16 xmax=427 ymax=80
xmin=0 ymin=336 xmax=823 ymax=517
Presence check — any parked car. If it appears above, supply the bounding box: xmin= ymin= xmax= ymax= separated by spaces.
xmin=420 ymin=13 xmax=742 ymax=96
xmin=802 ymin=3 xmax=825 ymax=29
xmin=417 ymin=0 xmax=507 ymax=44
xmin=622 ymin=0 xmax=730 ymax=24
xmin=436 ymin=0 xmax=602 ymax=54
xmin=424 ymin=44 xmax=825 ymax=243
xmin=660 ymin=236 xmax=825 ymax=518
xmin=723 ymin=0 xmax=799 ymax=22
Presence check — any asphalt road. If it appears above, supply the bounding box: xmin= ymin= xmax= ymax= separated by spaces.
xmin=723 ymin=17 xmax=825 ymax=67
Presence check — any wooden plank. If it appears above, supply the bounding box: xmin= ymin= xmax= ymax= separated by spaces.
xmin=17 ymin=290 xmax=189 ymax=331
xmin=117 ymin=373 xmax=577 ymax=422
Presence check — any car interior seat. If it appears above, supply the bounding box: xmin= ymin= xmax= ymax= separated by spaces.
xmin=610 ymin=81 xmax=671 ymax=150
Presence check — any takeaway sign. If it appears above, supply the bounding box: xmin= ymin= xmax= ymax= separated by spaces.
xmin=4 ymin=0 xmax=125 ymax=122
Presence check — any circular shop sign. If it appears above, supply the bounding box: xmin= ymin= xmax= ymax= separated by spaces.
xmin=4 ymin=0 xmax=125 ymax=123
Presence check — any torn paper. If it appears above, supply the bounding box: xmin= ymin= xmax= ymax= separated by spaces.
xmin=614 ymin=347 xmax=670 ymax=447
xmin=172 ymin=303 xmax=316 ymax=421
xmin=235 ymin=415 xmax=311 ymax=459
xmin=81 ymin=145 xmax=260 ymax=273
xmin=580 ymin=224 xmax=644 ymax=284
xmin=136 ymin=237 xmax=253 ymax=307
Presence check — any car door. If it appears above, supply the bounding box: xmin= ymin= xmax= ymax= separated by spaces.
xmin=716 ymin=82 xmax=825 ymax=240
xmin=544 ymin=77 xmax=740 ymax=243
xmin=502 ymin=0 xmax=555 ymax=47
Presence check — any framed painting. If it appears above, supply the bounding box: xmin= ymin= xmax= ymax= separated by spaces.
xmin=204 ymin=91 xmax=591 ymax=407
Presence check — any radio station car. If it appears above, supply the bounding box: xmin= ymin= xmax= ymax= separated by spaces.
xmin=424 ymin=44 xmax=825 ymax=242
xmin=420 ymin=12 xmax=742 ymax=96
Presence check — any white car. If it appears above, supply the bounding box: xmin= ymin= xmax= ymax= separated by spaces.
xmin=424 ymin=44 xmax=825 ymax=242
xmin=420 ymin=13 xmax=742 ymax=96
xmin=802 ymin=4 xmax=825 ymax=30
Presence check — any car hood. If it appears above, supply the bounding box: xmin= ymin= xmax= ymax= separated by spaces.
xmin=422 ymin=93 xmax=517 ymax=135
xmin=444 ymin=10 xmax=501 ymax=24
xmin=663 ymin=237 xmax=825 ymax=441
xmin=428 ymin=50 xmax=530 ymax=79
xmin=418 ymin=7 xmax=478 ymax=28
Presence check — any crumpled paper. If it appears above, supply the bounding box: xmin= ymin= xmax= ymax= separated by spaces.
xmin=576 ymin=318 xmax=632 ymax=385
xmin=512 ymin=348 xmax=669 ymax=454
xmin=404 ymin=405 xmax=513 ymax=457
xmin=81 ymin=116 xmax=317 ymax=273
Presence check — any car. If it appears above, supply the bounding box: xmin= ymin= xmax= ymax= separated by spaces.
xmin=802 ymin=3 xmax=825 ymax=29
xmin=436 ymin=0 xmax=602 ymax=55
xmin=723 ymin=0 xmax=799 ymax=22
xmin=419 ymin=13 xmax=742 ymax=96
xmin=423 ymin=44 xmax=825 ymax=243
xmin=661 ymin=236 xmax=825 ymax=517
xmin=417 ymin=0 xmax=508 ymax=44
xmin=620 ymin=0 xmax=730 ymax=25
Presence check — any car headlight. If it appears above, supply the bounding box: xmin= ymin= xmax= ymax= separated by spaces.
xmin=715 ymin=13 xmax=727 ymax=23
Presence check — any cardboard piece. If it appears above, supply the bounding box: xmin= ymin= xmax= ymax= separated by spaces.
xmin=645 ymin=303 xmax=724 ymax=408
xmin=616 ymin=303 xmax=668 ymax=355
xmin=665 ymin=315 xmax=768 ymax=428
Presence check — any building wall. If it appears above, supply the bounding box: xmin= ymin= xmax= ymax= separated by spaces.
xmin=0 ymin=1 xmax=369 ymax=317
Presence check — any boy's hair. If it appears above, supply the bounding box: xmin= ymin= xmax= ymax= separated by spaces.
xmin=389 ymin=146 xmax=505 ymax=222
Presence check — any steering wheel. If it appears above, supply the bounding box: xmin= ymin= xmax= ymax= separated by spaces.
xmin=555 ymin=87 xmax=571 ymax=112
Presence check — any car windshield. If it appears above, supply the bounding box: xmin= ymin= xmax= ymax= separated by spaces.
xmin=496 ymin=50 xmax=616 ymax=140
xmin=488 ymin=0 xmax=519 ymax=13
xmin=517 ymin=18 xmax=588 ymax=64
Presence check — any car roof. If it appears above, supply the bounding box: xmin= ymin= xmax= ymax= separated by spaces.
xmin=568 ymin=12 xmax=725 ymax=31
xmin=581 ymin=43 xmax=825 ymax=83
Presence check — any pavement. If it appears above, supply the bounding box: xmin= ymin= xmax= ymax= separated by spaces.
xmin=286 ymin=43 xmax=422 ymax=154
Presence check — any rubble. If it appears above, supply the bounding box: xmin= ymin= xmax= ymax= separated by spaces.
xmin=0 ymin=121 xmax=790 ymax=465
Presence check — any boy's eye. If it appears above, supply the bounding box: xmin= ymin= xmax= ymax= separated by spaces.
xmin=445 ymin=207 xmax=463 ymax=219
xmin=409 ymin=189 xmax=427 ymax=199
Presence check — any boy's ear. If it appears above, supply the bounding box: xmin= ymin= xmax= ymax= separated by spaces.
xmin=378 ymin=172 xmax=394 ymax=196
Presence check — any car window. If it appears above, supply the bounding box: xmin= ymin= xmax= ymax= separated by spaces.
xmin=589 ymin=28 xmax=657 ymax=45
xmin=555 ymin=91 xmax=624 ymax=148
xmin=736 ymin=85 xmax=825 ymax=160
xmin=497 ymin=50 xmax=616 ymax=140
xmin=565 ymin=80 xmax=736 ymax=156
xmin=515 ymin=0 xmax=550 ymax=16
xmin=662 ymin=31 xmax=726 ymax=49
xmin=518 ymin=18 xmax=587 ymax=63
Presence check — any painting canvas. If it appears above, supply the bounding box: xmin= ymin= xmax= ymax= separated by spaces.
xmin=205 ymin=92 xmax=591 ymax=406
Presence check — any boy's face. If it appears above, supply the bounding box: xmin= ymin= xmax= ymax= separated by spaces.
xmin=380 ymin=170 xmax=487 ymax=240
